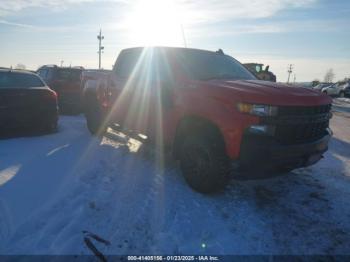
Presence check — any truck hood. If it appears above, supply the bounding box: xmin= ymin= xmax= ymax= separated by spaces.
xmin=202 ymin=79 xmax=332 ymax=106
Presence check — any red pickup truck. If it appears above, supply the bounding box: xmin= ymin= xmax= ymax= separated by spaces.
xmin=83 ymin=47 xmax=332 ymax=193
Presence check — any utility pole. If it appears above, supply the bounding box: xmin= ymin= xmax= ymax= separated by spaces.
xmin=60 ymin=60 xmax=64 ymax=67
xmin=293 ymin=74 xmax=296 ymax=84
xmin=287 ymin=64 xmax=293 ymax=84
xmin=97 ymin=29 xmax=104 ymax=69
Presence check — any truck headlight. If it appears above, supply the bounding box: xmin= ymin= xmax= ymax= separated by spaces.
xmin=237 ymin=103 xmax=278 ymax=117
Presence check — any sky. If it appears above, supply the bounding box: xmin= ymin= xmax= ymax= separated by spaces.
xmin=0 ymin=0 xmax=349 ymax=82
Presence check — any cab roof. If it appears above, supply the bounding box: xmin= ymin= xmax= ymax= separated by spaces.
xmin=121 ymin=46 xmax=225 ymax=56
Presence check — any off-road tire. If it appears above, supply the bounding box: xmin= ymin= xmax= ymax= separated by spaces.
xmin=179 ymin=131 xmax=230 ymax=193
xmin=86 ymin=103 xmax=107 ymax=136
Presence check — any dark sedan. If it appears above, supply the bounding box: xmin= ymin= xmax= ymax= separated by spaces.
xmin=0 ymin=69 xmax=58 ymax=133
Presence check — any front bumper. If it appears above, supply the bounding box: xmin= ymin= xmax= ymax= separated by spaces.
xmin=238 ymin=130 xmax=331 ymax=171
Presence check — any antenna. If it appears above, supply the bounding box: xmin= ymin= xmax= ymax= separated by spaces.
xmin=180 ymin=24 xmax=187 ymax=48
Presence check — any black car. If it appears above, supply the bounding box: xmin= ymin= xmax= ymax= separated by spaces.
xmin=0 ymin=69 xmax=58 ymax=133
xmin=37 ymin=65 xmax=84 ymax=113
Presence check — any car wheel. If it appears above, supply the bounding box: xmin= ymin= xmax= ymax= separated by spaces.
xmin=180 ymin=131 xmax=230 ymax=193
xmin=323 ymin=91 xmax=327 ymax=95
xmin=340 ymin=91 xmax=345 ymax=98
xmin=86 ymin=104 xmax=107 ymax=136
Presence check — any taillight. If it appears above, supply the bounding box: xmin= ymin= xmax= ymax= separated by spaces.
xmin=44 ymin=89 xmax=58 ymax=100
xmin=51 ymin=90 xmax=58 ymax=98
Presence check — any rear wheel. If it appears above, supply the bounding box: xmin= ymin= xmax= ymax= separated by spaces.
xmin=86 ymin=103 xmax=107 ymax=136
xmin=179 ymin=130 xmax=230 ymax=193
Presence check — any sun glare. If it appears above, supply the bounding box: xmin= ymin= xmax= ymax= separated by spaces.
xmin=124 ymin=0 xmax=186 ymax=46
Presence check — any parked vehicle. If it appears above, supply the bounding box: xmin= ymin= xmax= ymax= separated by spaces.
xmin=243 ymin=63 xmax=276 ymax=82
xmin=322 ymin=82 xmax=346 ymax=97
xmin=37 ymin=65 xmax=84 ymax=113
xmin=80 ymin=69 xmax=111 ymax=107
xmin=0 ymin=68 xmax=58 ymax=133
xmin=313 ymin=83 xmax=332 ymax=91
xmin=83 ymin=47 xmax=332 ymax=193
xmin=343 ymin=80 xmax=350 ymax=98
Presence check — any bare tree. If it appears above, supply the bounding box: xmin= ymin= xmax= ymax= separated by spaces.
xmin=324 ymin=69 xmax=335 ymax=83
xmin=15 ymin=63 xmax=26 ymax=70
xmin=312 ymin=79 xmax=320 ymax=87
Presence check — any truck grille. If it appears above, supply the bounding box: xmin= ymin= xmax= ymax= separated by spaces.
xmin=278 ymin=104 xmax=331 ymax=116
xmin=264 ymin=104 xmax=332 ymax=144
xmin=275 ymin=120 xmax=329 ymax=144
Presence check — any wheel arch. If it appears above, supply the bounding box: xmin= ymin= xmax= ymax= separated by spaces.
xmin=172 ymin=115 xmax=226 ymax=159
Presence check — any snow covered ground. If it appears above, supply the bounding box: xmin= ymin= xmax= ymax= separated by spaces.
xmin=333 ymin=97 xmax=350 ymax=114
xmin=0 ymin=111 xmax=350 ymax=255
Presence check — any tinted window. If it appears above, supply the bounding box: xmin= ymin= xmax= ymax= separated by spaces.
xmin=47 ymin=69 xmax=54 ymax=80
xmin=148 ymin=49 xmax=173 ymax=82
xmin=114 ymin=49 xmax=143 ymax=79
xmin=176 ymin=50 xmax=256 ymax=81
xmin=38 ymin=69 xmax=48 ymax=79
xmin=0 ymin=72 xmax=45 ymax=88
xmin=114 ymin=49 xmax=173 ymax=82
xmin=57 ymin=69 xmax=82 ymax=81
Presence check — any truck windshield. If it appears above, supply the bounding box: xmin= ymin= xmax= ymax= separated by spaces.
xmin=0 ymin=72 xmax=45 ymax=88
xmin=177 ymin=50 xmax=256 ymax=81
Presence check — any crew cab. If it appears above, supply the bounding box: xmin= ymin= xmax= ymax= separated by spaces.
xmin=83 ymin=47 xmax=332 ymax=193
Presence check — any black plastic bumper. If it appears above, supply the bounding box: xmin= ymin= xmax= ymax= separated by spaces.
xmin=0 ymin=107 xmax=58 ymax=130
xmin=238 ymin=131 xmax=331 ymax=171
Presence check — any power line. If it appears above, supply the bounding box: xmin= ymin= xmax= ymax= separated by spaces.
xmin=97 ymin=29 xmax=104 ymax=69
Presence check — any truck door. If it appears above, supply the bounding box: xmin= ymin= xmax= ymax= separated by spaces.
xmin=108 ymin=49 xmax=143 ymax=127
xmin=129 ymin=49 xmax=175 ymax=141
xmin=110 ymin=48 xmax=174 ymax=141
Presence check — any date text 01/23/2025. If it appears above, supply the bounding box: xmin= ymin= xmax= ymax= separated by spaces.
xmin=127 ymin=255 xmax=220 ymax=261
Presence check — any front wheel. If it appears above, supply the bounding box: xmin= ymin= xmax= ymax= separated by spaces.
xmin=179 ymin=132 xmax=230 ymax=193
